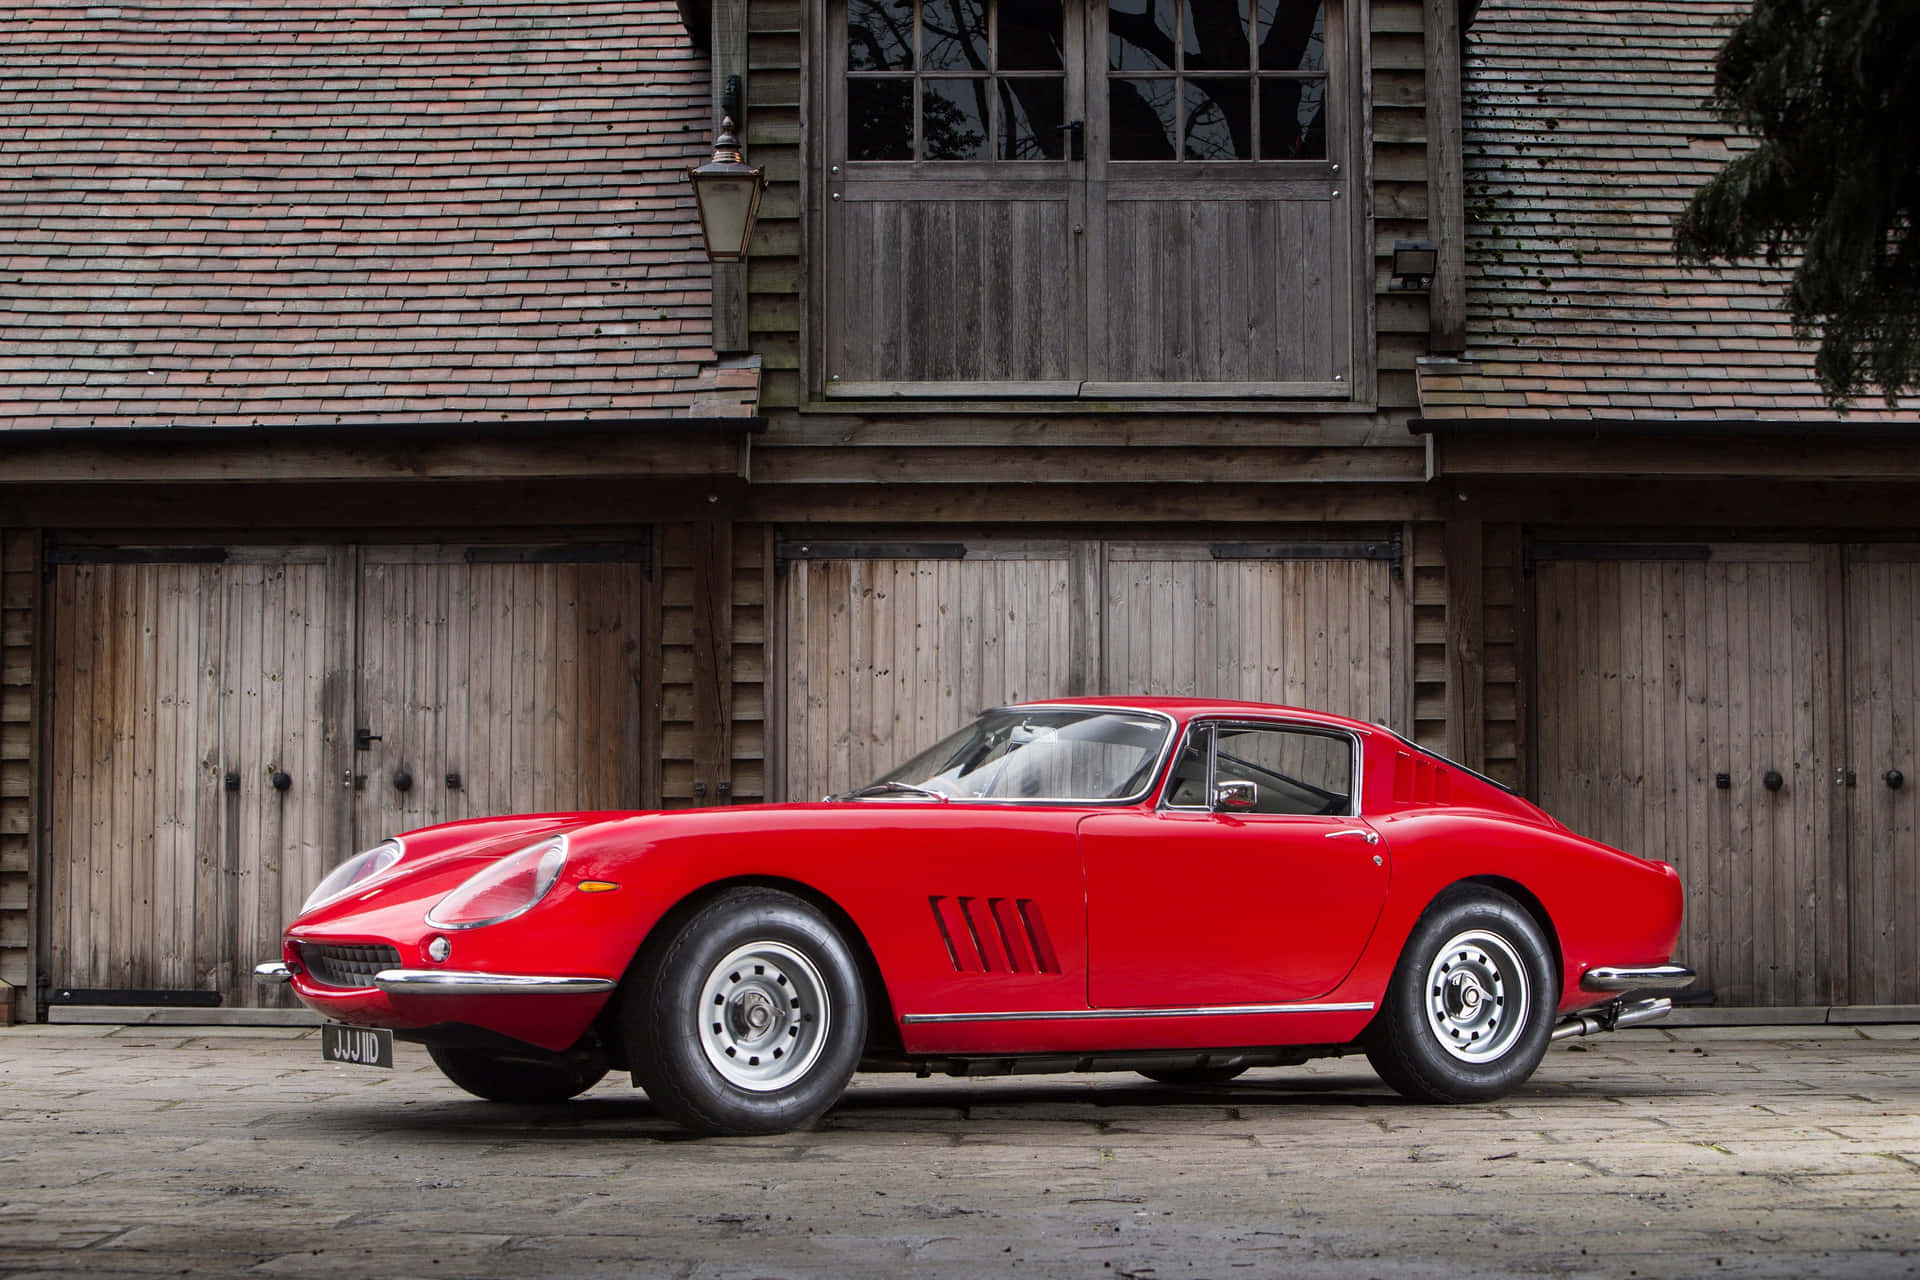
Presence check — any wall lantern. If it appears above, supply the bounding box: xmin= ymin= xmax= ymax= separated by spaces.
xmin=687 ymin=116 xmax=766 ymax=263
xmin=1389 ymin=239 xmax=1438 ymax=292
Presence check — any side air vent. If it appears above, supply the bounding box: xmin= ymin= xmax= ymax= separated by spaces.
xmin=929 ymin=896 xmax=1059 ymax=974
xmin=1392 ymin=751 xmax=1453 ymax=805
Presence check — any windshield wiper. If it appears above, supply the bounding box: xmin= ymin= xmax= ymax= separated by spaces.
xmin=832 ymin=780 xmax=951 ymax=803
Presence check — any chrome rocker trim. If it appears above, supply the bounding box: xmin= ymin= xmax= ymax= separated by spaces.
xmin=371 ymin=969 xmax=617 ymax=997
xmin=253 ymin=961 xmax=295 ymax=984
xmin=1579 ymin=964 xmax=1696 ymax=993
xmin=1552 ymin=995 xmax=1673 ymax=1041
xmin=902 ymin=1001 xmax=1375 ymax=1025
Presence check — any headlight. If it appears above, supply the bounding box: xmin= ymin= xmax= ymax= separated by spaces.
xmin=425 ymin=835 xmax=570 ymax=930
xmin=301 ymin=839 xmax=404 ymax=915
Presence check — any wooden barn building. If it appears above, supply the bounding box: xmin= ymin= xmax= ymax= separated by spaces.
xmin=0 ymin=0 xmax=1914 ymax=1023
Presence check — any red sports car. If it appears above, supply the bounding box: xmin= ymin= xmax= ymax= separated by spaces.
xmin=259 ymin=698 xmax=1692 ymax=1135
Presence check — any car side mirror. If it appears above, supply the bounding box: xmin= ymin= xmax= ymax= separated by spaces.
xmin=1214 ymin=780 xmax=1258 ymax=812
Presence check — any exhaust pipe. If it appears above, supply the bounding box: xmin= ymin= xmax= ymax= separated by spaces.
xmin=1552 ymin=996 xmax=1673 ymax=1042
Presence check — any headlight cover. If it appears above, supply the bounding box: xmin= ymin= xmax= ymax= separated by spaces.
xmin=300 ymin=839 xmax=404 ymax=915
xmin=425 ymin=835 xmax=570 ymax=930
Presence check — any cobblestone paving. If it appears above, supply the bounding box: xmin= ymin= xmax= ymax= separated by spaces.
xmin=1 ymin=1024 xmax=1917 ymax=1278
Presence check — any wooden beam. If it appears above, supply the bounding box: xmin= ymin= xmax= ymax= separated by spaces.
xmin=743 ymin=484 xmax=1450 ymax=524
xmin=1424 ymin=0 xmax=1467 ymax=353
xmin=1437 ymin=435 xmax=1920 ymax=481
xmin=688 ymin=519 xmax=735 ymax=805
xmin=1443 ymin=512 xmax=1485 ymax=769
xmin=710 ymin=0 xmax=750 ymax=353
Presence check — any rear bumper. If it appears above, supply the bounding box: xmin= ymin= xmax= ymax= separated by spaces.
xmin=1579 ymin=964 xmax=1696 ymax=993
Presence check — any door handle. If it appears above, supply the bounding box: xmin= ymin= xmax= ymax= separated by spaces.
xmin=355 ymin=728 xmax=381 ymax=751
xmin=1057 ymin=120 xmax=1084 ymax=161
xmin=1325 ymin=829 xmax=1380 ymax=846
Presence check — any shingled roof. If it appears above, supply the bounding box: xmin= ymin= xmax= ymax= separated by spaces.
xmin=1419 ymin=0 xmax=1915 ymax=421
xmin=0 ymin=0 xmax=757 ymax=430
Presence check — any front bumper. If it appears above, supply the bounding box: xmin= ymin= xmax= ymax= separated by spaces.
xmin=370 ymin=970 xmax=616 ymax=997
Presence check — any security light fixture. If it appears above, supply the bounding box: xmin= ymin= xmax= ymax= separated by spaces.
xmin=687 ymin=116 xmax=765 ymax=263
xmin=1390 ymin=239 xmax=1439 ymax=292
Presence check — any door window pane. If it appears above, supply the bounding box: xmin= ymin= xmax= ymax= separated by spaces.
xmin=849 ymin=0 xmax=915 ymax=71
xmin=1110 ymin=78 xmax=1178 ymax=160
xmin=1258 ymin=0 xmax=1325 ymax=72
xmin=924 ymin=78 xmax=991 ymax=160
xmin=1001 ymin=79 xmax=1065 ymax=159
xmin=1001 ymin=0 xmax=1066 ymax=70
xmin=1184 ymin=78 xmax=1251 ymax=159
xmin=1184 ymin=0 xmax=1251 ymax=71
xmin=1110 ymin=0 xmax=1178 ymax=72
xmin=923 ymin=0 xmax=990 ymax=71
xmin=1260 ymin=76 xmax=1325 ymax=159
xmin=848 ymin=78 xmax=914 ymax=159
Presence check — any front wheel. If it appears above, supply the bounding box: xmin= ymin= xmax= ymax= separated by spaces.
xmin=426 ymin=1043 xmax=608 ymax=1103
xmin=626 ymin=887 xmax=867 ymax=1136
xmin=1365 ymin=887 xmax=1557 ymax=1103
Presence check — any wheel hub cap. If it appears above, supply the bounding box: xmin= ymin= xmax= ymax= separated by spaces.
xmin=698 ymin=941 xmax=831 ymax=1092
xmin=1423 ymin=928 xmax=1530 ymax=1064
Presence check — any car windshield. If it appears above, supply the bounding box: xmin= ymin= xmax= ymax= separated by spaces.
xmin=852 ymin=708 xmax=1172 ymax=803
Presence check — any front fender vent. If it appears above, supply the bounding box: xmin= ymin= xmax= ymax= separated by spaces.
xmin=929 ymin=896 xmax=1058 ymax=974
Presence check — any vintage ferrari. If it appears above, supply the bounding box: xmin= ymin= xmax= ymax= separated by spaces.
xmin=258 ymin=698 xmax=1693 ymax=1135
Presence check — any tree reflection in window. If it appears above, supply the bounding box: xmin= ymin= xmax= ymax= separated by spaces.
xmin=1109 ymin=0 xmax=1326 ymax=161
xmin=847 ymin=0 xmax=1066 ymax=161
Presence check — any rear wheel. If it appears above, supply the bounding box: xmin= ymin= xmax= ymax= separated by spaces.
xmin=426 ymin=1043 xmax=608 ymax=1104
xmin=626 ymin=887 xmax=867 ymax=1136
xmin=1365 ymin=886 xmax=1556 ymax=1103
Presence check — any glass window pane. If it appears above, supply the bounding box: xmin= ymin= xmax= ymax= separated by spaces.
xmin=1184 ymin=78 xmax=1251 ymax=159
xmin=848 ymin=78 xmax=914 ymax=160
xmin=1214 ymin=727 xmax=1354 ymax=815
xmin=999 ymin=0 xmax=1065 ymax=71
xmin=1185 ymin=0 xmax=1252 ymax=71
xmin=923 ymin=0 xmax=990 ymax=71
xmin=1259 ymin=76 xmax=1326 ymax=159
xmin=1257 ymin=0 xmax=1326 ymax=73
xmin=1000 ymin=79 xmax=1065 ymax=159
xmin=1109 ymin=78 xmax=1178 ymax=159
xmin=848 ymin=0 xmax=915 ymax=71
xmin=923 ymin=78 xmax=991 ymax=160
xmin=1109 ymin=0 xmax=1177 ymax=72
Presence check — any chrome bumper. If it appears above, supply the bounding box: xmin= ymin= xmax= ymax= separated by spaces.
xmin=1579 ymin=964 xmax=1696 ymax=993
xmin=254 ymin=962 xmax=295 ymax=984
xmin=1552 ymin=996 xmax=1674 ymax=1041
xmin=370 ymin=970 xmax=616 ymax=997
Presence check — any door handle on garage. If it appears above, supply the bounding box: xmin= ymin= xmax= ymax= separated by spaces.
xmin=1326 ymin=829 xmax=1380 ymax=846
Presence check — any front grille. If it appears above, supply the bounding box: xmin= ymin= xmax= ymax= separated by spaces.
xmin=299 ymin=943 xmax=402 ymax=989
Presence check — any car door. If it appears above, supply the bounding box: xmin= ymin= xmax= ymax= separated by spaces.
xmin=1079 ymin=720 xmax=1390 ymax=1007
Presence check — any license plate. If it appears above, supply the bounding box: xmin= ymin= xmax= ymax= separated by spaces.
xmin=322 ymin=1023 xmax=394 ymax=1069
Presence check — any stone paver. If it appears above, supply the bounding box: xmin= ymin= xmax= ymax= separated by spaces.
xmin=1 ymin=1025 xmax=1917 ymax=1278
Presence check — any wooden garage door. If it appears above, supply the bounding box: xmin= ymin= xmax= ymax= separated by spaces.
xmin=1845 ymin=546 xmax=1920 ymax=1005
xmin=44 ymin=542 xmax=649 ymax=1012
xmin=1534 ymin=546 xmax=1847 ymax=1007
xmin=46 ymin=549 xmax=349 ymax=1009
xmin=353 ymin=546 xmax=649 ymax=840
xmin=777 ymin=537 xmax=1405 ymax=801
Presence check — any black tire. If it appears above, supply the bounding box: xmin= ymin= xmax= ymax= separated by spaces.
xmin=1364 ymin=886 xmax=1557 ymax=1104
xmin=1137 ymin=1065 xmax=1250 ymax=1086
xmin=425 ymin=1043 xmax=609 ymax=1104
xmin=626 ymin=887 xmax=867 ymax=1137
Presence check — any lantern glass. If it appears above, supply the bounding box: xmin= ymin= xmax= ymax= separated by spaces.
xmin=691 ymin=170 xmax=765 ymax=262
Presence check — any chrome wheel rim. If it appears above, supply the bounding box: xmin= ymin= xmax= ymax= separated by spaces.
xmin=1424 ymin=928 xmax=1529 ymax=1064
xmin=698 ymin=941 xmax=831 ymax=1092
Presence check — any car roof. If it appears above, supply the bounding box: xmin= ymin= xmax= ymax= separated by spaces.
xmin=1005 ymin=696 xmax=1382 ymax=736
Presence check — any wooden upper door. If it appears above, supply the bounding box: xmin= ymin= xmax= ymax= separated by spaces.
xmin=823 ymin=0 xmax=1354 ymax=399
xmin=352 ymin=546 xmax=650 ymax=844
xmin=45 ymin=548 xmax=349 ymax=1009
xmin=1533 ymin=546 xmax=1846 ymax=1008
xmin=1844 ymin=546 xmax=1920 ymax=1005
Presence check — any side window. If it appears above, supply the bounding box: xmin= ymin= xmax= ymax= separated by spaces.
xmin=1213 ymin=726 xmax=1353 ymax=815
xmin=1165 ymin=724 xmax=1212 ymax=807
